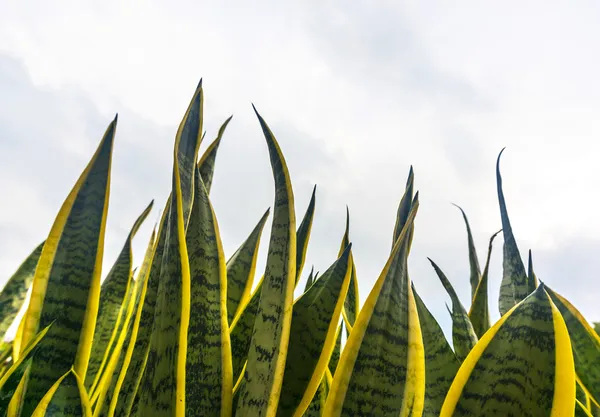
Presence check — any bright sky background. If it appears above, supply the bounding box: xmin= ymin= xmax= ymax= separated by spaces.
xmin=1 ymin=0 xmax=599 ymax=342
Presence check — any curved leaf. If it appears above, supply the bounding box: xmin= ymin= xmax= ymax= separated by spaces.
xmin=546 ymin=287 xmax=600 ymax=403
xmin=184 ymin=169 xmax=232 ymax=416
xmin=276 ymin=244 xmax=352 ymax=417
xmin=229 ymin=284 xmax=261 ymax=386
xmin=30 ymin=369 xmax=92 ymax=417
xmin=86 ymin=201 xmax=153 ymax=390
xmin=468 ymin=230 xmax=501 ymax=338
xmin=412 ymin=283 xmax=459 ymax=417
xmin=496 ymin=149 xmax=535 ymax=315
xmin=323 ymin=198 xmax=424 ymax=417
xmin=226 ymin=209 xmax=270 ymax=324
xmin=328 ymin=322 xmax=343 ymax=375
xmin=234 ymin=107 xmax=297 ymax=417
xmin=303 ymin=267 xmax=315 ymax=293
xmin=338 ymin=207 xmax=359 ymax=330
xmin=20 ymin=117 xmax=116 ymax=417
xmin=0 ymin=241 xmax=45 ymax=339
xmin=440 ymin=285 xmax=576 ymax=416
xmin=429 ymin=259 xmax=478 ymax=362
xmin=453 ymin=205 xmax=481 ymax=302
xmin=197 ymin=115 xmax=232 ymax=194
xmin=294 ymin=185 xmax=316 ymax=286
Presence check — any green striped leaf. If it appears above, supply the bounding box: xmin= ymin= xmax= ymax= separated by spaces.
xmin=338 ymin=208 xmax=359 ymax=331
xmin=0 ymin=241 xmax=45 ymax=340
xmin=328 ymin=322 xmax=343 ymax=375
xmin=323 ymin=198 xmax=424 ymax=417
xmin=276 ymin=244 xmax=353 ymax=417
xmin=86 ymin=201 xmax=153 ymax=391
xmin=453 ymin=205 xmax=481 ymax=302
xmin=303 ymin=267 xmax=315 ymax=293
xmin=184 ymin=169 xmax=232 ymax=416
xmin=546 ymin=287 xmax=600 ymax=403
xmin=93 ymin=257 xmax=149 ymax=417
xmin=112 ymin=201 xmax=169 ymax=417
xmin=0 ymin=324 xmax=50 ymax=416
xmin=304 ymin=375 xmax=330 ymax=417
xmin=226 ymin=209 xmax=270 ymax=324
xmin=468 ymin=230 xmax=501 ymax=338
xmin=412 ymin=283 xmax=459 ymax=417
xmin=496 ymin=149 xmax=535 ymax=315
xmin=527 ymin=249 xmax=539 ymax=288
xmin=30 ymin=369 xmax=91 ymax=417
xmin=440 ymin=284 xmax=576 ymax=416
xmin=197 ymin=116 xmax=232 ymax=194
xmin=234 ymin=107 xmax=297 ymax=417
xmin=429 ymin=259 xmax=478 ymax=362
xmin=295 ymin=185 xmax=316 ymax=286
xmin=229 ymin=184 xmax=319 ymax=389
xmin=20 ymin=117 xmax=116 ymax=417
xmin=392 ymin=166 xmax=414 ymax=247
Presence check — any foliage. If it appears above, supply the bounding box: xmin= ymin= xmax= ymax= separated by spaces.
xmin=0 ymin=80 xmax=597 ymax=416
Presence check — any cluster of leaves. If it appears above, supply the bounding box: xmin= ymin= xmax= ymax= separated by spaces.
xmin=0 ymin=81 xmax=598 ymax=417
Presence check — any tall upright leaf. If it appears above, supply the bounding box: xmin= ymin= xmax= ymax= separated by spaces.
xmin=468 ymin=230 xmax=501 ymax=338
xmin=30 ymin=370 xmax=92 ymax=417
xmin=294 ymin=185 xmax=316 ymax=286
xmin=440 ymin=285 xmax=575 ymax=416
xmin=276 ymin=245 xmax=352 ymax=417
xmin=412 ymin=284 xmax=459 ymax=417
xmin=528 ymin=250 xmax=539 ymax=289
xmin=429 ymin=259 xmax=478 ymax=362
xmin=234 ymin=107 xmax=297 ymax=417
xmin=184 ymin=169 xmax=232 ymax=416
xmin=323 ymin=199 xmax=425 ymax=417
xmin=453 ymin=205 xmax=481 ymax=302
xmin=338 ymin=207 xmax=359 ymax=330
xmin=496 ymin=149 xmax=534 ymax=315
xmin=226 ymin=209 xmax=270 ymax=324
xmin=19 ymin=117 xmax=116 ymax=417
xmin=86 ymin=201 xmax=153 ymax=390
xmin=197 ymin=116 xmax=232 ymax=194
xmin=0 ymin=241 xmax=45 ymax=340
xmin=303 ymin=267 xmax=315 ymax=293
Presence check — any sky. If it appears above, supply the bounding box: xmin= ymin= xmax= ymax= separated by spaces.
xmin=1 ymin=0 xmax=600 ymax=342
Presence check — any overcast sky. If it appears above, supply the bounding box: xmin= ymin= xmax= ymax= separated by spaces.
xmin=1 ymin=0 xmax=600 ymax=341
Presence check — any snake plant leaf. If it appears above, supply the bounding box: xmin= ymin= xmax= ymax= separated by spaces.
xmin=184 ymin=169 xmax=232 ymax=416
xmin=234 ymin=107 xmax=297 ymax=417
xmin=136 ymin=121 xmax=195 ymax=416
xmin=104 ymin=226 xmax=157 ymax=417
xmin=304 ymin=375 xmax=329 ymax=417
xmin=323 ymin=199 xmax=424 ymax=417
xmin=175 ymin=79 xmax=205 ymax=227
xmin=453 ymin=205 xmax=481 ymax=302
xmin=412 ymin=283 xmax=460 ymax=417
xmin=429 ymin=259 xmax=478 ymax=362
xmin=328 ymin=322 xmax=343 ymax=375
xmin=527 ymin=249 xmax=539 ymax=288
xmin=230 ymin=284 xmax=261 ymax=386
xmin=303 ymin=267 xmax=315 ymax=293
xmin=576 ymin=400 xmax=594 ymax=417
xmin=226 ymin=209 xmax=270 ymax=324
xmin=92 ymin=258 xmax=148 ymax=417
xmin=468 ymin=230 xmax=501 ymax=338
xmin=229 ymin=179 xmax=317 ymax=389
xmin=496 ymin=149 xmax=535 ymax=316
xmin=19 ymin=117 xmax=116 ymax=417
xmin=545 ymin=287 xmax=600 ymax=403
xmin=85 ymin=201 xmax=153 ymax=391
xmin=338 ymin=207 xmax=359 ymax=331
xmin=0 ymin=241 xmax=45 ymax=340
xmin=0 ymin=324 xmax=50 ymax=416
xmin=294 ymin=185 xmax=316 ymax=286
xmin=440 ymin=284 xmax=576 ymax=416
xmin=392 ymin=166 xmax=414 ymax=248
xmin=276 ymin=244 xmax=352 ymax=417
xmin=30 ymin=369 xmax=92 ymax=417
xmin=197 ymin=116 xmax=232 ymax=194
xmin=594 ymin=323 xmax=600 ymax=337
xmin=113 ymin=200 xmax=169 ymax=417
